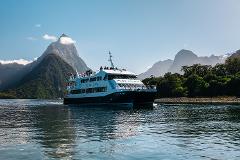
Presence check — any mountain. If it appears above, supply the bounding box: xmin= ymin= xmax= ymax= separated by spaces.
xmin=168 ymin=49 xmax=198 ymax=73
xmin=0 ymin=34 xmax=89 ymax=90
xmin=168 ymin=49 xmax=224 ymax=74
xmin=41 ymin=34 xmax=89 ymax=73
xmin=0 ymin=63 xmax=26 ymax=90
xmin=5 ymin=54 xmax=75 ymax=99
xmin=0 ymin=61 xmax=41 ymax=90
xmin=228 ymin=49 xmax=240 ymax=59
xmin=138 ymin=59 xmax=173 ymax=79
xmin=139 ymin=49 xmax=225 ymax=79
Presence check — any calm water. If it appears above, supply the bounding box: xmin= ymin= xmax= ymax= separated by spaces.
xmin=0 ymin=100 xmax=240 ymax=160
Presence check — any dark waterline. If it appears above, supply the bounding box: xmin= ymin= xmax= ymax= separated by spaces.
xmin=0 ymin=99 xmax=240 ymax=160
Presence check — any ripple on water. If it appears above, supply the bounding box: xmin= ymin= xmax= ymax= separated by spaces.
xmin=1 ymin=99 xmax=240 ymax=159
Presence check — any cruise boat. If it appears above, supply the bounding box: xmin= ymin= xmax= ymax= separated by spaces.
xmin=64 ymin=52 xmax=157 ymax=108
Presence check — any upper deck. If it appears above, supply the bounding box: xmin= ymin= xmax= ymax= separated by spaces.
xmin=69 ymin=67 xmax=138 ymax=82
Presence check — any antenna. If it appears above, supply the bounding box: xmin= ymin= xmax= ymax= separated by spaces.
xmin=108 ymin=51 xmax=115 ymax=68
xmin=75 ymin=69 xmax=79 ymax=78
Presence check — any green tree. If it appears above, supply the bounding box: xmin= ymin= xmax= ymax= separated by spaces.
xmin=212 ymin=64 xmax=228 ymax=76
xmin=225 ymin=57 xmax=240 ymax=75
xmin=226 ymin=73 xmax=240 ymax=97
xmin=142 ymin=77 xmax=160 ymax=86
xmin=184 ymin=74 xmax=208 ymax=97
xmin=157 ymin=73 xmax=186 ymax=97
xmin=182 ymin=64 xmax=211 ymax=77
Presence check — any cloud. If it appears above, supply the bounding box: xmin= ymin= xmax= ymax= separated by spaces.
xmin=42 ymin=34 xmax=57 ymax=41
xmin=0 ymin=59 xmax=32 ymax=65
xmin=59 ymin=36 xmax=76 ymax=45
xmin=35 ymin=24 xmax=41 ymax=28
xmin=27 ymin=37 xmax=37 ymax=41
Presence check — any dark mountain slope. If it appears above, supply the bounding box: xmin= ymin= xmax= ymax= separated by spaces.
xmin=228 ymin=50 xmax=240 ymax=59
xmin=10 ymin=54 xmax=74 ymax=99
xmin=0 ymin=63 xmax=25 ymax=90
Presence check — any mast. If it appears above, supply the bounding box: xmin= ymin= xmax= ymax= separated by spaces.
xmin=108 ymin=51 xmax=115 ymax=68
xmin=75 ymin=69 xmax=79 ymax=78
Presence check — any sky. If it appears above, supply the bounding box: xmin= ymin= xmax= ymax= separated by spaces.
xmin=0 ymin=0 xmax=240 ymax=73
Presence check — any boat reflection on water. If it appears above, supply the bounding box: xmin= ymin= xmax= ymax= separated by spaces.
xmin=32 ymin=105 xmax=77 ymax=159
xmin=32 ymin=104 xmax=148 ymax=159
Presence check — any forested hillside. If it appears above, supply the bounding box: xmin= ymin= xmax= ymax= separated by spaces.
xmin=1 ymin=54 xmax=74 ymax=99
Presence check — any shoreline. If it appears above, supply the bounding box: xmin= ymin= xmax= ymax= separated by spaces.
xmin=155 ymin=97 xmax=240 ymax=105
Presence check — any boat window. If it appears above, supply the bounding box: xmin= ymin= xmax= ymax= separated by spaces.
xmin=86 ymin=88 xmax=93 ymax=93
xmin=108 ymin=74 xmax=137 ymax=80
xmin=90 ymin=77 xmax=97 ymax=82
xmin=97 ymin=77 xmax=102 ymax=81
xmin=70 ymin=90 xmax=77 ymax=94
xmin=103 ymin=75 xmax=108 ymax=80
xmin=70 ymin=87 xmax=107 ymax=94
xmin=70 ymin=89 xmax=86 ymax=94
xmin=81 ymin=78 xmax=89 ymax=83
xmin=95 ymin=87 xmax=107 ymax=92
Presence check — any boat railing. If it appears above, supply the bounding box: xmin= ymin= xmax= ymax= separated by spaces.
xmin=69 ymin=77 xmax=75 ymax=81
xmin=116 ymin=85 xmax=156 ymax=92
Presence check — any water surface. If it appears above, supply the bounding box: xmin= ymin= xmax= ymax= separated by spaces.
xmin=0 ymin=99 xmax=240 ymax=160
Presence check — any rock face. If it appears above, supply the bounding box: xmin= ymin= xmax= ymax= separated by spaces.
xmin=138 ymin=59 xmax=173 ymax=79
xmin=168 ymin=50 xmax=199 ymax=73
xmin=41 ymin=34 xmax=89 ymax=73
xmin=139 ymin=49 xmax=226 ymax=79
xmin=228 ymin=50 xmax=240 ymax=59
xmin=168 ymin=49 xmax=224 ymax=74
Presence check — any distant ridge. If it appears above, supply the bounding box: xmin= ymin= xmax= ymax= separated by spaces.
xmin=138 ymin=59 xmax=173 ymax=79
xmin=139 ymin=49 xmax=226 ymax=79
xmin=0 ymin=63 xmax=25 ymax=89
xmin=168 ymin=49 xmax=224 ymax=74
